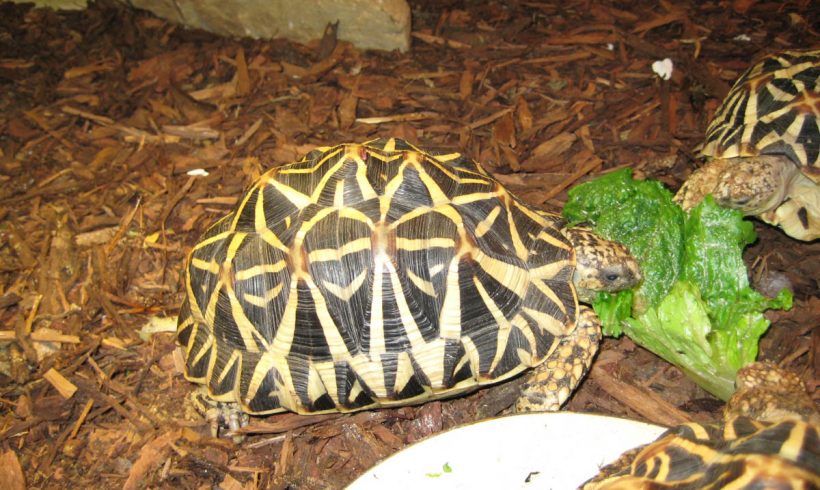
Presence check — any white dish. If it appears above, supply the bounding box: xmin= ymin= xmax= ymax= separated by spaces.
xmin=347 ymin=412 xmax=666 ymax=490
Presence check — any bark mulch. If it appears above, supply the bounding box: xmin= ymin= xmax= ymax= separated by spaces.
xmin=0 ymin=1 xmax=817 ymax=488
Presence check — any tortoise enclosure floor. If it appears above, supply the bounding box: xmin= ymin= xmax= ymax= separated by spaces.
xmin=0 ymin=1 xmax=817 ymax=488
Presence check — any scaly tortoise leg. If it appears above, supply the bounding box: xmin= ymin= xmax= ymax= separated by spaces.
xmin=674 ymin=158 xmax=734 ymax=210
xmin=675 ymin=155 xmax=798 ymax=216
xmin=711 ymin=155 xmax=798 ymax=215
xmin=190 ymin=386 xmax=249 ymax=442
xmin=515 ymin=306 xmax=602 ymax=412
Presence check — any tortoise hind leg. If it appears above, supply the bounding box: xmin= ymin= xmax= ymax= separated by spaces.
xmin=761 ymin=172 xmax=820 ymax=241
xmin=189 ymin=386 xmax=250 ymax=442
xmin=515 ymin=306 xmax=601 ymax=412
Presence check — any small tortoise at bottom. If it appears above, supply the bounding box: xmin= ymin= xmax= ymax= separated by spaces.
xmin=176 ymin=138 xmax=641 ymax=419
xmin=582 ymin=362 xmax=820 ymax=489
xmin=675 ymin=49 xmax=819 ymax=241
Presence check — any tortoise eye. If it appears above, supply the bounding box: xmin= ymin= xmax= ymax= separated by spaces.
xmin=606 ymin=273 xmax=620 ymax=282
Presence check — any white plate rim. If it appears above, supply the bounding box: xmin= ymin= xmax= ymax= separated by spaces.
xmin=347 ymin=411 xmax=667 ymax=490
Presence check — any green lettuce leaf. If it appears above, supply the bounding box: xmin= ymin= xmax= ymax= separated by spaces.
xmin=563 ymin=169 xmax=792 ymax=400
xmin=622 ymin=281 xmax=732 ymax=398
xmin=564 ymin=169 xmax=684 ymax=313
xmin=681 ymin=195 xmax=757 ymax=306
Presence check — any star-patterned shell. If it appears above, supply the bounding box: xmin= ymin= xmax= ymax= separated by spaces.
xmin=177 ymin=138 xmax=579 ymax=414
xmin=701 ymin=49 xmax=819 ymax=183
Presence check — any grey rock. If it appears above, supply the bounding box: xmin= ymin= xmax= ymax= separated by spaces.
xmin=126 ymin=0 xmax=411 ymax=52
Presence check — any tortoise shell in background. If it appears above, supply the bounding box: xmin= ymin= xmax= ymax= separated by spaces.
xmin=675 ymin=50 xmax=820 ymax=240
xmin=701 ymin=49 xmax=819 ymax=174
xmin=582 ymin=362 xmax=820 ymax=490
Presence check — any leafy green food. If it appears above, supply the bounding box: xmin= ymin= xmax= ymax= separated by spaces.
xmin=425 ymin=462 xmax=453 ymax=478
xmin=563 ymin=169 xmax=792 ymax=400
xmin=564 ymin=169 xmax=685 ymax=313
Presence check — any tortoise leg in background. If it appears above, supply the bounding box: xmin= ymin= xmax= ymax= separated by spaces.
xmin=674 ymin=156 xmax=798 ymax=214
xmin=710 ymin=155 xmax=800 ymax=215
xmin=762 ymin=173 xmax=820 ymax=241
xmin=675 ymin=155 xmax=819 ymax=240
xmin=514 ymin=306 xmax=602 ymax=412
xmin=674 ymin=158 xmax=733 ymax=210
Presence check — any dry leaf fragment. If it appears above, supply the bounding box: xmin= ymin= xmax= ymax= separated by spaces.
xmin=189 ymin=81 xmax=237 ymax=101
xmin=75 ymin=226 xmax=119 ymax=247
xmin=338 ymin=92 xmax=358 ymax=129
xmin=64 ymin=60 xmax=116 ymax=79
xmin=0 ymin=450 xmax=25 ymax=490
xmin=544 ymin=33 xmax=616 ymax=45
xmin=234 ymin=48 xmax=251 ymax=97
xmin=393 ymin=122 xmax=418 ymax=142
xmin=787 ymin=12 xmax=805 ymax=26
xmin=30 ymin=329 xmax=80 ymax=344
xmin=44 ymin=368 xmax=78 ymax=399
xmin=318 ymin=21 xmax=339 ymax=60
xmin=220 ymin=474 xmax=252 ymax=490
xmin=576 ymin=125 xmax=595 ymax=153
xmin=102 ymin=336 xmax=128 ymax=350
xmin=531 ymin=132 xmax=577 ymax=158
xmin=282 ymin=44 xmax=344 ymax=79
xmin=522 ymin=132 xmax=578 ymax=172
xmin=537 ymin=149 xmax=603 ymax=203
xmin=498 ymin=144 xmax=521 ymax=172
xmin=516 ymin=96 xmax=533 ymax=132
xmin=137 ymin=316 xmax=177 ymax=341
xmin=162 ymin=124 xmax=220 ymax=141
xmin=356 ymin=112 xmax=436 ymax=124
xmin=234 ymin=117 xmax=264 ymax=149
xmin=732 ymin=0 xmax=757 ymax=14
xmin=0 ymin=59 xmax=33 ymax=69
xmin=123 ymin=430 xmax=183 ymax=490
xmin=459 ymin=67 xmax=474 ymax=100
xmin=468 ymin=107 xmax=513 ymax=130
xmin=492 ymin=112 xmax=516 ymax=149
xmin=632 ymin=11 xmax=686 ymax=34
xmin=411 ymin=31 xmax=472 ymax=49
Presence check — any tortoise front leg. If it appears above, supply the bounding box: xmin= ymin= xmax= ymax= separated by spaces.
xmin=675 ymin=155 xmax=798 ymax=215
xmin=712 ymin=155 xmax=798 ymax=215
xmin=515 ymin=306 xmax=601 ymax=412
xmin=674 ymin=158 xmax=734 ymax=211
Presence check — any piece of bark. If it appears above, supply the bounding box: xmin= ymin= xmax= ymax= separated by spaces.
xmin=589 ymin=363 xmax=694 ymax=427
xmin=0 ymin=450 xmax=26 ymax=490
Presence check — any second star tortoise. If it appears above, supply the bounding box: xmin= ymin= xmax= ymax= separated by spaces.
xmin=675 ymin=49 xmax=819 ymax=240
xmin=177 ymin=138 xmax=641 ymax=415
xmin=581 ymin=362 xmax=820 ymax=489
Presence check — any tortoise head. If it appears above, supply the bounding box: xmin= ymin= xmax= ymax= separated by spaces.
xmin=562 ymin=226 xmax=642 ymax=303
